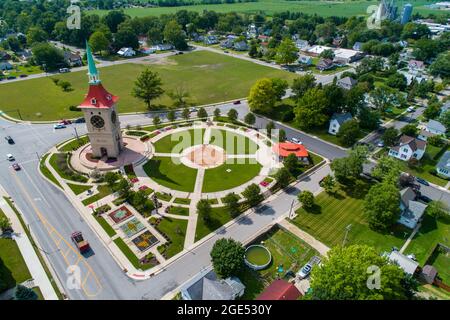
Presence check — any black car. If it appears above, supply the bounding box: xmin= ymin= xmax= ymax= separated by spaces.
xmin=415 ymin=177 xmax=430 ymax=186
xmin=6 ymin=76 xmax=16 ymax=80
xmin=19 ymin=74 xmax=28 ymax=78
xmin=417 ymin=194 xmax=432 ymax=203
xmin=5 ymin=136 xmax=14 ymax=144
xmin=74 ymin=117 xmax=85 ymax=123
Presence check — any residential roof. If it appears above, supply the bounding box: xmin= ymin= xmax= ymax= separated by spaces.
xmin=391 ymin=135 xmax=427 ymax=153
xmin=418 ymin=129 xmax=435 ymax=138
xmin=426 ymin=119 xmax=446 ymax=133
xmin=436 ymin=151 xmax=450 ymax=171
xmin=256 ymin=280 xmax=301 ymax=300
xmin=400 ymin=187 xmax=416 ymax=207
xmin=337 ymin=77 xmax=357 ymax=88
xmin=388 ymin=251 xmax=419 ymax=275
xmin=64 ymin=51 xmax=81 ymax=61
xmin=402 ymin=200 xmax=427 ymax=222
xmin=273 ymin=142 xmax=309 ymax=158
xmin=331 ymin=112 xmax=353 ymax=125
xmin=408 ymin=59 xmax=425 ymax=69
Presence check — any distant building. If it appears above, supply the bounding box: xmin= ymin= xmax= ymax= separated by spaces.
xmin=298 ymin=55 xmax=312 ymax=65
xmin=295 ymin=39 xmax=310 ymax=51
xmin=316 ymin=58 xmax=334 ymax=71
xmin=64 ymin=51 xmax=83 ymax=67
xmin=408 ymin=59 xmax=425 ymax=73
xmin=233 ymin=41 xmax=249 ymax=51
xmin=388 ymin=135 xmax=427 ymax=161
xmin=204 ymin=35 xmax=219 ymax=45
xmin=220 ymin=39 xmax=234 ymax=49
xmin=180 ymin=268 xmax=245 ymax=300
xmin=273 ymin=142 xmax=309 ymax=162
xmin=328 ymin=112 xmax=353 ymax=135
xmin=400 ymin=3 xmax=413 ymax=25
xmin=417 ymin=129 xmax=435 ymax=142
xmin=337 ymin=77 xmax=357 ymax=90
xmin=420 ymin=265 xmax=438 ymax=284
xmin=424 ymin=119 xmax=446 ymax=135
xmin=398 ymin=187 xmax=427 ymax=229
xmin=0 ymin=62 xmax=13 ymax=71
xmin=154 ymin=44 xmax=173 ymax=51
xmin=333 ymin=48 xmax=364 ymax=64
xmin=436 ymin=151 xmax=450 ymax=178
xmin=117 ymin=47 xmax=136 ymax=57
xmin=256 ymin=280 xmax=301 ymax=300
xmin=305 ymin=45 xmax=331 ymax=56
xmin=388 ymin=250 xmax=419 ymax=275
xmin=0 ymin=51 xmax=11 ymax=61
xmin=352 ymin=42 xmax=363 ymax=51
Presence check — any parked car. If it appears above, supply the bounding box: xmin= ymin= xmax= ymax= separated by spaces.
xmin=59 ymin=119 xmax=72 ymax=125
xmin=417 ymin=194 xmax=432 ymax=203
xmin=71 ymin=231 xmax=90 ymax=254
xmin=19 ymin=74 xmax=28 ymax=78
xmin=415 ymin=177 xmax=429 ymax=186
xmin=406 ymin=106 xmax=415 ymax=113
xmin=12 ymin=163 xmax=21 ymax=171
xmin=297 ymin=263 xmax=312 ymax=279
xmin=377 ymin=141 xmax=384 ymax=148
xmin=74 ymin=117 xmax=85 ymax=123
xmin=233 ymin=100 xmax=241 ymax=105
xmin=6 ymin=76 xmax=16 ymax=80
xmin=5 ymin=136 xmax=14 ymax=144
xmin=59 ymin=68 xmax=70 ymax=73
xmin=189 ymin=107 xmax=198 ymax=113
xmin=223 ymin=50 xmax=229 ymax=53
xmin=290 ymin=137 xmax=302 ymax=144
xmin=6 ymin=154 xmax=14 ymax=161
xmin=54 ymin=123 xmax=66 ymax=129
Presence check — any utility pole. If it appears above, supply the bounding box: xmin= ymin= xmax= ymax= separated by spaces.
xmin=343 ymin=224 xmax=352 ymax=246
xmin=74 ymin=126 xmax=80 ymax=143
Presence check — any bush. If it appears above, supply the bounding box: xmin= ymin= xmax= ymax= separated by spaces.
xmin=428 ymin=135 xmax=444 ymax=147
xmin=69 ymin=105 xmax=81 ymax=112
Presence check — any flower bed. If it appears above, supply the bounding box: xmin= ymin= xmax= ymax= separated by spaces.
xmin=109 ymin=206 xmax=133 ymax=224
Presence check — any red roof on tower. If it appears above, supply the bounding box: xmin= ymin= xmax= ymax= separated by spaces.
xmin=273 ymin=142 xmax=309 ymax=158
xmin=79 ymin=84 xmax=119 ymax=109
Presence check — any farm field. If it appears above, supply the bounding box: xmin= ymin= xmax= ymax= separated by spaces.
xmin=0 ymin=50 xmax=296 ymax=121
xmin=89 ymin=0 xmax=446 ymax=18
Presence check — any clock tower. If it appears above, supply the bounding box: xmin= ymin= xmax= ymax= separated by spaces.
xmin=79 ymin=41 xmax=123 ymax=159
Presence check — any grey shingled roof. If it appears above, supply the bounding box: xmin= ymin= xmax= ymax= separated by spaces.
xmin=427 ymin=120 xmax=446 ymax=133
xmin=331 ymin=112 xmax=353 ymax=125
xmin=338 ymin=77 xmax=357 ymax=88
xmin=389 ymin=251 xmax=419 ymax=275
xmin=436 ymin=151 xmax=450 ymax=171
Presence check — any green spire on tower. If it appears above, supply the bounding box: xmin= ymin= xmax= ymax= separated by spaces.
xmin=86 ymin=40 xmax=100 ymax=84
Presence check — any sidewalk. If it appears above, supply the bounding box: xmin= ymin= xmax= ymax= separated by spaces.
xmin=0 ymin=185 xmax=59 ymax=300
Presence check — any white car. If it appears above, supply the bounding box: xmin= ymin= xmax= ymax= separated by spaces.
xmin=290 ymin=137 xmax=302 ymax=144
xmin=377 ymin=141 xmax=384 ymax=148
xmin=406 ymin=106 xmax=415 ymax=113
xmin=6 ymin=154 xmax=14 ymax=161
xmin=59 ymin=68 xmax=70 ymax=73
xmin=298 ymin=263 xmax=312 ymax=279
xmin=54 ymin=123 xmax=66 ymax=129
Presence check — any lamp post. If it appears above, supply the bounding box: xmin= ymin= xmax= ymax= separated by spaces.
xmin=343 ymin=224 xmax=352 ymax=246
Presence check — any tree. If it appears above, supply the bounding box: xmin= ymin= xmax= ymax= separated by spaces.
xmin=102 ymin=10 xmax=127 ymax=33
xmin=0 ymin=216 xmax=11 ymax=232
xmin=14 ymin=285 xmax=38 ymax=300
xmin=423 ymin=101 xmax=442 ymax=120
xmin=271 ymin=78 xmax=289 ymax=100
xmin=275 ymin=38 xmax=298 ymax=65
xmin=227 ymin=109 xmax=238 ymax=122
xmin=440 ymin=110 xmax=450 ymax=131
xmin=197 ymin=199 xmax=212 ymax=223
xmin=336 ymin=119 xmax=361 ymax=147
xmin=372 ymin=156 xmax=401 ymax=184
xmin=291 ymin=74 xmax=316 ymax=101
xmin=386 ymin=73 xmax=407 ymax=91
xmin=244 ymin=113 xmax=256 ymax=126
xmin=104 ymin=171 xmax=120 ymax=189
xmin=294 ymin=88 xmax=329 ymax=130
xmin=278 ymin=129 xmax=287 ymax=142
xmin=283 ymin=153 xmax=298 ymax=174
xmin=275 ymin=167 xmax=292 ymax=189
xmin=182 ymin=107 xmax=190 ymax=120
xmin=197 ymin=107 xmax=208 ymax=119
xmin=214 ymin=108 xmax=221 ymax=118
xmin=132 ymin=69 xmax=164 ymax=110
xmin=430 ymin=52 xmax=450 ymax=79
xmin=26 ymin=26 xmax=48 ymax=46
xmin=426 ymin=201 xmax=449 ymax=220
xmin=266 ymin=121 xmax=275 ymax=138
xmin=331 ymin=145 xmax=368 ymax=185
xmin=167 ymin=86 xmax=191 ymax=108
xmin=242 ymin=183 xmax=263 ymax=207
xmin=89 ymin=31 xmax=109 ymax=55
xmin=364 ymin=182 xmax=400 ymax=231
xmin=222 ymin=193 xmax=240 ymax=217
xmin=248 ymin=78 xmax=277 ymax=114
xmin=298 ymin=191 xmax=314 ymax=209
xmin=382 ymin=127 xmax=399 ymax=147
xmin=309 ymin=245 xmax=417 ymax=300
xmin=401 ymin=124 xmax=418 ymax=137
xmin=319 ymin=49 xmax=334 ymax=60
xmin=210 ymin=238 xmax=245 ymax=279
xmin=164 ymin=20 xmax=187 ymax=50
xmin=32 ymin=42 xmax=65 ymax=71
xmin=320 ymin=175 xmax=336 ymax=194
xmin=167 ymin=110 xmax=176 ymax=123
xmin=358 ymin=107 xmax=380 ymax=130
xmin=153 ymin=115 xmax=161 ymax=126
xmin=114 ymin=26 xmax=139 ymax=50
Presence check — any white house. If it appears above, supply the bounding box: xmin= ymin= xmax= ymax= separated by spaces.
xmin=337 ymin=77 xmax=357 ymax=90
xmin=398 ymin=187 xmax=427 ymax=229
xmin=117 ymin=47 xmax=136 ymax=57
xmin=388 ymin=135 xmax=427 ymax=161
xmin=298 ymin=55 xmax=312 ymax=65
xmin=328 ymin=113 xmax=353 ymax=135
xmin=425 ymin=119 xmax=446 ymax=135
xmin=333 ymin=48 xmax=364 ymax=64
xmin=436 ymin=151 xmax=450 ymax=178
xmin=295 ymin=39 xmax=310 ymax=51
xmin=388 ymin=250 xmax=419 ymax=275
xmin=154 ymin=43 xmax=173 ymax=51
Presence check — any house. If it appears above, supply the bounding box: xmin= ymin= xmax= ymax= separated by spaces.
xmin=408 ymin=59 xmax=425 ymax=73
xmin=397 ymin=40 xmax=408 ymax=48
xmin=180 ymin=268 xmax=245 ymax=300
xmin=0 ymin=62 xmax=13 ymax=71
xmin=337 ymin=77 xmax=357 ymax=90
xmin=328 ymin=112 xmax=353 ymax=135
xmin=399 ymin=70 xmax=427 ymax=86
xmin=425 ymin=119 xmax=446 ymax=135
xmin=352 ymin=42 xmax=363 ymax=51
xmin=16 ymin=49 xmax=32 ymax=61
xmin=436 ymin=151 xmax=450 ymax=178
xmin=305 ymin=45 xmax=331 ymax=56
xmin=298 ymin=55 xmax=312 ymax=65
xmin=233 ymin=41 xmax=249 ymax=51
xmin=316 ymin=58 xmax=334 ymax=71
xmin=417 ymin=129 xmax=435 ymax=141
xmin=140 ymin=47 xmax=156 ymax=54
xmin=398 ymin=187 xmax=427 ymax=229
xmin=273 ymin=142 xmax=309 ymax=163
xmin=64 ymin=51 xmax=83 ymax=67
xmin=441 ymin=101 xmax=450 ymax=115
xmin=332 ymin=36 xmax=344 ymax=48
xmin=295 ymin=39 xmax=310 ymax=51
xmin=0 ymin=51 xmax=11 ymax=61
xmin=388 ymin=250 xmax=419 ymax=275
xmin=220 ymin=39 xmax=234 ymax=49
xmin=204 ymin=35 xmax=219 ymax=45
xmin=388 ymin=135 xmax=427 ymax=161
xmin=258 ymin=35 xmax=270 ymax=42
xmin=154 ymin=44 xmax=173 ymax=51
xmin=333 ymin=48 xmax=364 ymax=64
xmin=256 ymin=280 xmax=301 ymax=300
xmin=117 ymin=47 xmax=136 ymax=57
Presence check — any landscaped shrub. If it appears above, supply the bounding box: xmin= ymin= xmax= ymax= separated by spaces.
xmin=94 ymin=204 xmax=111 ymax=215
xmin=69 ymin=105 xmax=81 ymax=112
xmin=54 ymin=153 xmax=88 ymax=182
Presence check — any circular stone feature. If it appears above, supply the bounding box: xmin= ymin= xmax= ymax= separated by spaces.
xmin=181 ymin=144 xmax=226 ymax=169
xmin=244 ymin=245 xmax=272 ymax=270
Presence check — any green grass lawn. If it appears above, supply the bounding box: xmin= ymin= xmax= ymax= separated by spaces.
xmin=0 ymin=50 xmax=296 ymax=121
xmin=168 ymin=206 xmax=190 ymax=216
xmin=239 ymin=226 xmax=319 ymax=300
xmin=2 ymin=65 xmax=42 ymax=78
xmin=202 ymin=162 xmax=262 ymax=193
xmin=113 ymin=238 xmax=154 ymax=271
xmin=82 ymin=185 xmax=111 ymax=206
xmin=39 ymin=154 xmax=63 ymax=189
xmin=173 ymin=197 xmax=191 ymax=205
xmin=48 ymin=153 xmax=88 ymax=183
xmin=156 ymin=217 xmax=188 ymax=258
xmin=209 ymin=129 xmax=258 ymax=154
xmin=195 ymin=206 xmax=233 ymax=242
xmin=67 ymin=183 xmax=92 ymax=195
xmin=153 ymin=129 xmax=205 ymax=153
xmin=290 ymin=180 xmax=410 ymax=253
xmin=93 ymin=214 xmax=117 ymax=237
xmin=428 ymin=249 xmax=450 ymax=285
xmin=143 ymin=157 xmax=198 ymax=192
xmin=58 ymin=136 xmax=89 ymax=152
xmin=405 ymin=214 xmax=450 ymax=265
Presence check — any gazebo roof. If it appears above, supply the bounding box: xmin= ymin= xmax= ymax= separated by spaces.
xmin=273 ymin=142 xmax=309 ymax=157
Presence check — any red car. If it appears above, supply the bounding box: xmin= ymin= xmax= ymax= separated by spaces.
xmin=12 ymin=163 xmax=21 ymax=171
xmin=60 ymin=119 xmax=72 ymax=125
xmin=71 ymin=231 xmax=90 ymax=254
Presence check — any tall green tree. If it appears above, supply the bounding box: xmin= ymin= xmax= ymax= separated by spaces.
xmin=331 ymin=145 xmax=368 ymax=185
xmin=382 ymin=127 xmax=399 ymax=147
xmin=164 ymin=20 xmax=187 ymax=50
xmin=291 ymin=74 xmax=316 ymax=101
xmin=132 ymin=69 xmax=164 ymax=110
xmin=89 ymin=31 xmax=110 ymax=55
xmin=364 ymin=182 xmax=400 ymax=231
xmin=275 ymin=38 xmax=298 ymax=65
xmin=294 ymin=88 xmax=329 ymax=130
xmin=227 ymin=109 xmax=238 ymax=122
xmin=298 ymin=190 xmax=314 ymax=209
xmin=336 ymin=119 xmax=361 ymax=147
xmin=244 ymin=113 xmax=256 ymax=125
xmin=14 ymin=285 xmax=38 ymax=300
xmin=222 ymin=193 xmax=241 ymax=217
xmin=248 ymin=78 xmax=277 ymax=114
xmin=210 ymin=238 xmax=245 ymax=279
xmin=197 ymin=199 xmax=212 ymax=223
xmin=242 ymin=183 xmax=263 ymax=207
xmin=275 ymin=167 xmax=292 ymax=189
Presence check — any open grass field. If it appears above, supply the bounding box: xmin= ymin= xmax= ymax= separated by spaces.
xmin=428 ymin=249 xmax=450 ymax=285
xmin=82 ymin=185 xmax=111 ymax=206
xmin=153 ymin=129 xmax=205 ymax=153
xmin=156 ymin=217 xmax=188 ymax=258
xmin=67 ymin=183 xmax=92 ymax=195
xmin=0 ymin=50 xmax=296 ymax=121
xmin=290 ymin=180 xmax=411 ymax=253
xmin=143 ymin=156 xmax=198 ymax=192
xmin=209 ymin=129 xmax=258 ymax=154
xmin=195 ymin=206 xmax=232 ymax=241
xmin=89 ymin=0 xmax=446 ymax=18
xmin=39 ymin=154 xmax=63 ymax=189
xmin=202 ymin=162 xmax=262 ymax=193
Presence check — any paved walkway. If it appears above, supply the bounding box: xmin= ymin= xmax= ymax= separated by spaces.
xmin=399 ymin=222 xmax=422 ymax=254
xmin=0 ymin=185 xmax=59 ymax=300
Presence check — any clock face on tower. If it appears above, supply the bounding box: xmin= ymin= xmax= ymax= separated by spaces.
xmin=90 ymin=115 xmax=105 ymax=129
xmin=111 ymin=111 xmax=117 ymax=124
